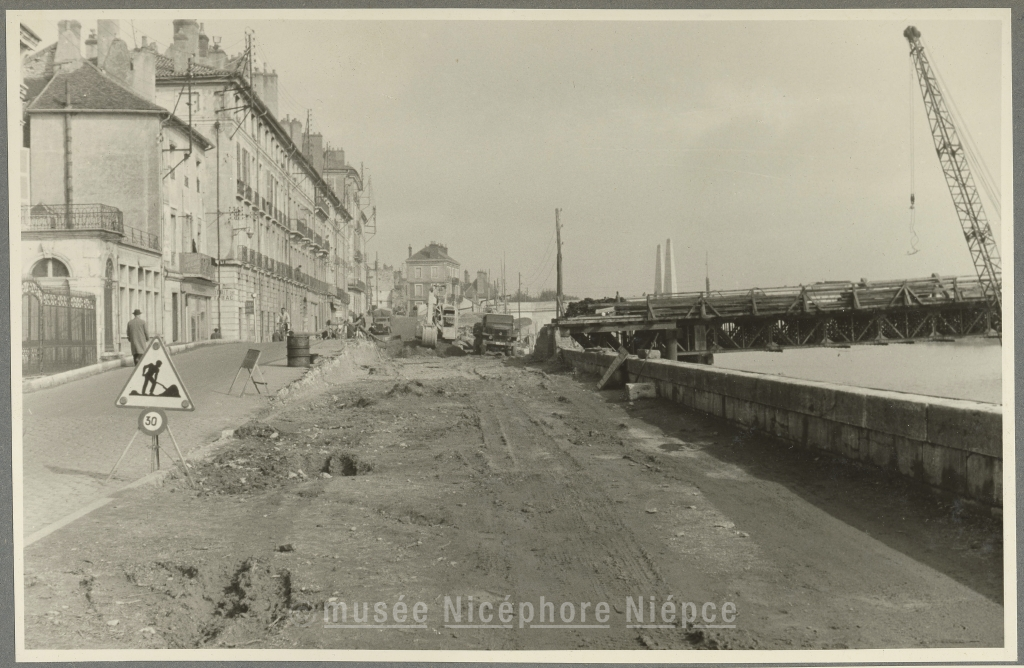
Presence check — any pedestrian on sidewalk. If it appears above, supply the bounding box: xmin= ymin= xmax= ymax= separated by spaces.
xmin=127 ymin=309 xmax=149 ymax=365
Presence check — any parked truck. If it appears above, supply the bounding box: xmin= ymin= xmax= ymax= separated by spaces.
xmin=473 ymin=313 xmax=517 ymax=355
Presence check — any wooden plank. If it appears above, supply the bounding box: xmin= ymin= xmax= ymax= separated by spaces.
xmin=597 ymin=346 xmax=630 ymax=390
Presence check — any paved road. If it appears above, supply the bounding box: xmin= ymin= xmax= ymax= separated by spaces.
xmin=20 ymin=340 xmax=339 ymax=536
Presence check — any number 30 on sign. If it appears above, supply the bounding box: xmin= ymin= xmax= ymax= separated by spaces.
xmin=138 ymin=408 xmax=168 ymax=436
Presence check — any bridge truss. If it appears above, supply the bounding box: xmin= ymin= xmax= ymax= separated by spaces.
xmin=556 ymin=275 xmax=999 ymax=356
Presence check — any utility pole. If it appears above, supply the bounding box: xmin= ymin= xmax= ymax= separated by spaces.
xmin=555 ymin=208 xmax=563 ymax=318
xmin=374 ymin=253 xmax=379 ymax=311
xmin=518 ymin=272 xmax=522 ymax=323
xmin=502 ymin=253 xmax=507 ymax=314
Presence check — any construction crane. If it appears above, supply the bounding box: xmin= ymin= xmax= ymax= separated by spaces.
xmin=904 ymin=25 xmax=1001 ymax=314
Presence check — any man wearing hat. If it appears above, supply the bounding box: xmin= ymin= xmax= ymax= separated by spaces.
xmin=126 ymin=309 xmax=149 ymax=365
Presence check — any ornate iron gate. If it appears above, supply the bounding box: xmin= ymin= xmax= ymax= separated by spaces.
xmin=22 ymin=280 xmax=97 ymax=375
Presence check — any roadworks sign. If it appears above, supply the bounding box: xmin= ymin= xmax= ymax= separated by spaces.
xmin=115 ymin=337 xmax=195 ymax=411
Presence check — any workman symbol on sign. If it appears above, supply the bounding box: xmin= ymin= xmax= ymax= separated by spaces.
xmin=130 ymin=359 xmax=180 ymax=397
xmin=115 ymin=337 xmax=195 ymax=411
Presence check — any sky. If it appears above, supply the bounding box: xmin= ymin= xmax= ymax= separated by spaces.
xmin=19 ymin=10 xmax=1006 ymax=299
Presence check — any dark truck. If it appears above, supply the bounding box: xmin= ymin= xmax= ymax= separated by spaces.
xmin=473 ymin=313 xmax=517 ymax=355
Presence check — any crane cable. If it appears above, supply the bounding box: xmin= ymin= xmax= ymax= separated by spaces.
xmin=908 ymin=51 xmax=920 ymax=255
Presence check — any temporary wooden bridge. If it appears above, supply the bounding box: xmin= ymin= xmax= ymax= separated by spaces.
xmin=555 ymin=274 xmax=999 ymax=359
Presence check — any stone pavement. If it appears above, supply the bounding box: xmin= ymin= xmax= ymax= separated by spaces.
xmin=20 ymin=338 xmax=347 ymax=538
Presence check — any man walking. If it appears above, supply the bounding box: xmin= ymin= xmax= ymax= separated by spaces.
xmin=127 ymin=309 xmax=149 ymax=365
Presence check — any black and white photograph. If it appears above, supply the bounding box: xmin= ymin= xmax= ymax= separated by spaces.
xmin=8 ymin=6 xmax=1015 ymax=662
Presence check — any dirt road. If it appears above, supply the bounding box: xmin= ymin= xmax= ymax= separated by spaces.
xmin=23 ymin=349 xmax=1003 ymax=651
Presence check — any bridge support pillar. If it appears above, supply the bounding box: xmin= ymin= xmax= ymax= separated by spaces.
xmin=665 ymin=330 xmax=678 ymax=361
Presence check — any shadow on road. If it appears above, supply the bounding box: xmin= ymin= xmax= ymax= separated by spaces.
xmin=555 ymin=364 xmax=1003 ymax=606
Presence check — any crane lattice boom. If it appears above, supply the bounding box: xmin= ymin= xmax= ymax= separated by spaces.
xmin=904 ymin=25 xmax=1001 ymax=313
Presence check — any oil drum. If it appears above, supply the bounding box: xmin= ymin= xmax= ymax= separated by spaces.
xmin=286 ymin=333 xmax=310 ymax=367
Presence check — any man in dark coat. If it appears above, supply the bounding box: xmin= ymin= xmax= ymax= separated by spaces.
xmin=127 ymin=309 xmax=149 ymax=365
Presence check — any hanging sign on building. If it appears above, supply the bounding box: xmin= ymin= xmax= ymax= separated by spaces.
xmin=245 ymin=300 xmax=255 ymax=314
xmin=115 ymin=337 xmax=195 ymax=411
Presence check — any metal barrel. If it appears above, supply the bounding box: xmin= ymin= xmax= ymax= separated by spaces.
xmin=286 ymin=333 xmax=310 ymax=367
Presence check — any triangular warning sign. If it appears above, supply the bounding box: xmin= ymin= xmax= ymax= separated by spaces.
xmin=115 ymin=337 xmax=195 ymax=411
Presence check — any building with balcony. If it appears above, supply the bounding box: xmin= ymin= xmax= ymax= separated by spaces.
xmin=161 ymin=112 xmax=216 ymax=343
xmin=21 ymin=18 xmax=214 ymax=364
xmin=154 ymin=19 xmax=363 ymax=340
xmin=404 ymin=242 xmax=461 ymax=313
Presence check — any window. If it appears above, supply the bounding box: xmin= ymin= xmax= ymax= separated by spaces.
xmin=31 ymin=258 xmax=70 ymax=278
xmin=184 ymin=176 xmax=189 ymax=188
xmin=196 ymin=177 xmax=201 ymax=193
xmin=415 ymin=267 xmax=422 ymax=279
xmin=431 ymin=266 xmax=439 ymax=279
xmin=414 ymin=284 xmax=423 ymax=297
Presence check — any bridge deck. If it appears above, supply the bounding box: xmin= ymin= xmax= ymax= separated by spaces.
xmin=556 ymin=275 xmax=999 ymax=353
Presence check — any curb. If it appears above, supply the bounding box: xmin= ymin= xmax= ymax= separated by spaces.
xmin=23 ymin=345 xmax=370 ymax=546
xmin=22 ymin=339 xmax=235 ymax=395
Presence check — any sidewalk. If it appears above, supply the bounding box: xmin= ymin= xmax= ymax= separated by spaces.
xmin=20 ymin=338 xmax=347 ymax=537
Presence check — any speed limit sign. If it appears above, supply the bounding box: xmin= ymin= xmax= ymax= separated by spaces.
xmin=138 ymin=408 xmax=168 ymax=436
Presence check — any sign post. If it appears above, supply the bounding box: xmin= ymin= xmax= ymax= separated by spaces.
xmin=108 ymin=338 xmax=195 ymax=484
xmin=227 ymin=349 xmax=268 ymax=397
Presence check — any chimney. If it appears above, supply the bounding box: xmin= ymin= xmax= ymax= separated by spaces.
xmin=198 ymin=23 xmax=209 ymax=58
xmin=654 ymin=244 xmax=662 ymax=295
xmin=54 ymin=20 xmax=82 ymax=72
xmin=97 ymin=19 xmax=118 ymax=70
xmin=206 ymin=41 xmax=227 ymax=70
xmin=141 ymin=35 xmax=148 ymax=49
xmin=663 ymin=238 xmax=677 ymax=294
xmin=103 ymin=38 xmax=132 ymax=83
xmin=325 ymin=148 xmax=346 ymax=170
xmin=264 ymin=70 xmax=279 ymax=118
xmin=305 ymin=133 xmax=324 ymax=173
xmin=171 ymin=31 xmax=188 ymax=74
xmin=131 ymin=48 xmax=156 ymax=102
xmin=409 ymin=245 xmax=413 ymax=258
xmin=172 ymin=19 xmax=200 ymax=57
xmin=84 ymin=30 xmax=97 ymax=60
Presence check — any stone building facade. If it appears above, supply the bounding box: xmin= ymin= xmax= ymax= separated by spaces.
xmin=404 ymin=243 xmax=461 ymax=313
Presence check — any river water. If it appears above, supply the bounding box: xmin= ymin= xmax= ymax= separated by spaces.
xmin=714 ymin=338 xmax=1004 ymax=405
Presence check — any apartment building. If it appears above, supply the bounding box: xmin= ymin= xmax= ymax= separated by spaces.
xmin=154 ymin=19 xmax=354 ymax=340
xmin=21 ymin=19 xmax=214 ymax=373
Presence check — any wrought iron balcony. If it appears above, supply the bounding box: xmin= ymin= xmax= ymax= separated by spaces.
xmin=22 ymin=203 xmax=123 ymax=233
xmin=179 ymin=252 xmax=216 ymax=282
xmin=236 ymin=179 xmax=245 ymax=199
xmin=336 ymin=288 xmax=351 ymax=305
xmin=122 ymin=226 xmax=160 ymax=251
xmin=244 ymin=184 xmax=253 ymax=202
xmin=348 ymin=279 xmax=367 ymax=293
